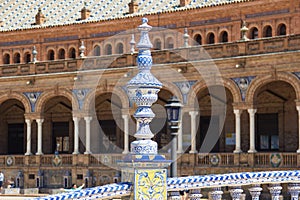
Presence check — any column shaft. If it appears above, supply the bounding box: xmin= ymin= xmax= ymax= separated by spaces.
xmin=36 ymin=119 xmax=44 ymax=155
xmin=25 ymin=119 xmax=32 ymax=155
xmin=234 ymin=109 xmax=242 ymax=153
xmin=247 ymin=109 xmax=257 ymax=153
xmin=84 ymin=116 xmax=92 ymax=154
xmin=73 ymin=117 xmax=80 ymax=154
xmin=189 ymin=111 xmax=198 ymax=153
xmin=122 ymin=115 xmax=129 ymax=154
xmin=297 ymin=106 xmax=300 ymax=153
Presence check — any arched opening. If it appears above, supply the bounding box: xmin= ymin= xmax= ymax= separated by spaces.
xmin=24 ymin=52 xmax=31 ymax=63
xmin=69 ymin=48 xmax=76 ymax=59
xmin=220 ymin=31 xmax=228 ymax=43
xmin=105 ymin=44 xmax=112 ymax=55
xmin=43 ymin=96 xmax=73 ymax=154
xmin=90 ymin=93 xmax=123 ymax=154
xmin=13 ymin=53 xmax=21 ymax=63
xmin=154 ymin=39 xmax=162 ymax=50
xmin=166 ymin=37 xmax=174 ymax=49
xmin=94 ymin=45 xmax=101 ymax=56
xmin=250 ymin=27 xmax=259 ymax=39
xmin=277 ymin=24 xmax=286 ymax=36
xmin=207 ymin=33 xmax=215 ymax=44
xmin=116 ymin=43 xmax=124 ymax=54
xmin=3 ymin=54 xmax=10 ymax=64
xmin=194 ymin=34 xmax=202 ymax=45
xmin=254 ymin=81 xmax=297 ymax=152
xmin=0 ymin=99 xmax=25 ymax=154
xmin=48 ymin=50 xmax=55 ymax=60
xmin=196 ymin=86 xmax=232 ymax=153
xmin=58 ymin=49 xmax=65 ymax=59
xmin=263 ymin=25 xmax=272 ymax=37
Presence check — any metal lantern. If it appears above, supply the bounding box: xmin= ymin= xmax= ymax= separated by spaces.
xmin=165 ymin=96 xmax=183 ymax=130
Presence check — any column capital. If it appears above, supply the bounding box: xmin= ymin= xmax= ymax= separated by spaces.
xmin=189 ymin=110 xmax=199 ymax=117
xmin=36 ymin=118 xmax=44 ymax=123
xmin=122 ymin=114 xmax=130 ymax=120
xmin=25 ymin=119 xmax=32 ymax=124
xmin=247 ymin=108 xmax=257 ymax=114
xmin=296 ymin=105 xmax=300 ymax=111
xmin=84 ymin=116 xmax=92 ymax=121
xmin=233 ymin=109 xmax=242 ymax=115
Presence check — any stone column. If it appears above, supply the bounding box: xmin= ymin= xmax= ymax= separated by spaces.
xmin=210 ymin=187 xmax=223 ymax=200
xmin=25 ymin=119 xmax=32 ymax=155
xmin=249 ymin=184 xmax=262 ymax=200
xmin=247 ymin=108 xmax=257 ymax=153
xmin=122 ymin=114 xmax=129 ymax=154
xmin=268 ymin=183 xmax=282 ymax=200
xmin=73 ymin=117 xmax=80 ymax=154
xmin=288 ymin=183 xmax=300 ymax=200
xmin=233 ymin=109 xmax=242 ymax=153
xmin=84 ymin=116 xmax=92 ymax=154
xmin=189 ymin=111 xmax=198 ymax=153
xmin=36 ymin=119 xmax=44 ymax=155
xmin=297 ymin=106 xmax=300 ymax=153
xmin=177 ymin=121 xmax=183 ymax=153
xmin=229 ymin=186 xmax=243 ymax=200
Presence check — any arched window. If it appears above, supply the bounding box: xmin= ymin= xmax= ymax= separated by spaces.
xmin=220 ymin=31 xmax=228 ymax=43
xmin=48 ymin=50 xmax=55 ymax=60
xmin=194 ymin=34 xmax=202 ymax=45
xmin=166 ymin=37 xmax=174 ymax=49
xmin=3 ymin=54 xmax=10 ymax=64
xmin=105 ymin=44 xmax=112 ymax=55
xmin=24 ymin=52 xmax=31 ymax=63
xmin=207 ymin=33 xmax=215 ymax=44
xmin=250 ymin=27 xmax=259 ymax=39
xmin=58 ymin=49 xmax=65 ymax=59
xmin=263 ymin=26 xmax=272 ymax=37
xmin=277 ymin=24 xmax=286 ymax=36
xmin=154 ymin=39 xmax=162 ymax=50
xmin=14 ymin=53 xmax=20 ymax=63
xmin=94 ymin=45 xmax=100 ymax=56
xmin=116 ymin=43 xmax=124 ymax=54
xmin=69 ymin=48 xmax=76 ymax=59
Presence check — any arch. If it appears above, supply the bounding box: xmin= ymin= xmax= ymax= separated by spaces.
xmin=220 ymin=31 xmax=228 ymax=43
xmin=245 ymin=72 xmax=300 ymax=103
xmin=35 ymin=89 xmax=76 ymax=113
xmin=207 ymin=32 xmax=215 ymax=44
xmin=24 ymin=52 xmax=31 ymax=63
xmin=116 ymin=43 xmax=124 ymax=54
xmin=263 ymin=25 xmax=272 ymax=37
xmin=83 ymin=86 xmax=129 ymax=113
xmin=3 ymin=53 xmax=10 ymax=64
xmin=105 ymin=44 xmax=112 ymax=55
xmin=68 ymin=47 xmax=76 ymax=59
xmin=194 ymin=34 xmax=202 ymax=45
xmin=13 ymin=52 xmax=21 ymax=63
xmin=186 ymin=78 xmax=241 ymax=107
xmin=58 ymin=48 xmax=66 ymax=59
xmin=47 ymin=49 xmax=55 ymax=60
xmin=250 ymin=27 xmax=259 ymax=39
xmin=277 ymin=23 xmax=286 ymax=36
xmin=93 ymin=45 xmax=101 ymax=56
xmin=166 ymin=37 xmax=174 ymax=49
xmin=153 ymin=38 xmax=162 ymax=50
xmin=0 ymin=92 xmax=31 ymax=114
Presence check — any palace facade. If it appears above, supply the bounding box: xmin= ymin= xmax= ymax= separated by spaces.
xmin=0 ymin=0 xmax=300 ymax=190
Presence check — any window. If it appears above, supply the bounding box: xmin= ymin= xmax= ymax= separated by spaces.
xmin=58 ymin=49 xmax=65 ymax=59
xmin=263 ymin=26 xmax=272 ymax=37
xmin=94 ymin=45 xmax=100 ymax=56
xmin=24 ymin=52 xmax=31 ymax=63
xmin=116 ymin=43 xmax=124 ymax=54
xmin=166 ymin=37 xmax=174 ymax=49
xmin=105 ymin=44 xmax=112 ymax=55
xmin=250 ymin=27 xmax=259 ymax=39
xmin=13 ymin=53 xmax=20 ymax=63
xmin=194 ymin=34 xmax=202 ymax=45
xmin=207 ymin=33 xmax=215 ymax=44
xmin=277 ymin=24 xmax=286 ymax=36
xmin=69 ymin=48 xmax=76 ymax=59
xmin=48 ymin=50 xmax=55 ymax=60
xmin=220 ymin=31 xmax=228 ymax=43
xmin=154 ymin=39 xmax=162 ymax=50
xmin=3 ymin=54 xmax=10 ymax=64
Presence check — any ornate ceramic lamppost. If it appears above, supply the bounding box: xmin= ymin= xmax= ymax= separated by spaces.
xmin=119 ymin=18 xmax=170 ymax=200
xmin=165 ymin=96 xmax=182 ymax=177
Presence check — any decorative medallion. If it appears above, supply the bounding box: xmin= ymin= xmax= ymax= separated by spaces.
xmin=174 ymin=81 xmax=196 ymax=104
xmin=6 ymin=156 xmax=15 ymax=166
xmin=24 ymin=92 xmax=42 ymax=112
xmin=72 ymin=88 xmax=90 ymax=110
xmin=52 ymin=154 xmax=62 ymax=167
xmin=231 ymin=76 xmax=255 ymax=101
xmin=210 ymin=154 xmax=220 ymax=166
xmin=270 ymin=153 xmax=282 ymax=168
xmin=135 ymin=169 xmax=167 ymax=200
